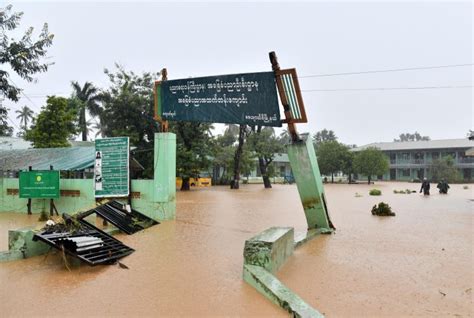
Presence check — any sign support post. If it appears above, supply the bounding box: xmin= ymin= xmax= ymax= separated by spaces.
xmin=269 ymin=51 xmax=334 ymax=231
xmin=269 ymin=52 xmax=300 ymax=142
xmin=27 ymin=166 xmax=32 ymax=215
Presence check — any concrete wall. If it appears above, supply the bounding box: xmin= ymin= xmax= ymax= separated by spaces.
xmin=0 ymin=178 xmax=157 ymax=215
xmin=0 ymin=133 xmax=177 ymax=221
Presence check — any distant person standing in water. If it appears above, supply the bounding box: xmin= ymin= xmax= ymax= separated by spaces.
xmin=437 ymin=179 xmax=450 ymax=194
xmin=420 ymin=178 xmax=430 ymax=195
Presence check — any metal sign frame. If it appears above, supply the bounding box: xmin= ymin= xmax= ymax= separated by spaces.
xmin=274 ymin=68 xmax=307 ymax=124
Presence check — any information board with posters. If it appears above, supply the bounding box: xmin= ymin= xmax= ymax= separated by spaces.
xmin=94 ymin=137 xmax=129 ymax=198
xmin=19 ymin=170 xmax=60 ymax=198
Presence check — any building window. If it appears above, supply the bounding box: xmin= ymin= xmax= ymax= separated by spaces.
xmin=400 ymin=169 xmax=410 ymax=177
xmin=431 ymin=152 xmax=439 ymax=160
xmin=280 ymin=166 xmax=286 ymax=177
xmin=400 ymin=153 xmax=410 ymax=161
xmin=444 ymin=152 xmax=456 ymax=159
xmin=389 ymin=153 xmax=396 ymax=164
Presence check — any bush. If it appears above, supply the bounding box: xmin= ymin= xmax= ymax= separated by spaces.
xmin=463 ymin=185 xmax=469 ymax=190
xmin=371 ymin=202 xmax=395 ymax=216
xmin=369 ymin=189 xmax=382 ymax=196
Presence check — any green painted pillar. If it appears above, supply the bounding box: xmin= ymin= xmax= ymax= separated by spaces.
xmin=288 ymin=137 xmax=333 ymax=230
xmin=153 ymin=133 xmax=176 ymax=220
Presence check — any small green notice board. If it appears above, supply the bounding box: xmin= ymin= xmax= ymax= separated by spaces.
xmin=19 ymin=170 xmax=60 ymax=198
xmin=94 ymin=137 xmax=129 ymax=198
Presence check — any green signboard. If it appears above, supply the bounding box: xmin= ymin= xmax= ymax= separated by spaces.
xmin=94 ymin=137 xmax=129 ymax=198
xmin=19 ymin=170 xmax=60 ymax=199
xmin=157 ymin=71 xmax=282 ymax=127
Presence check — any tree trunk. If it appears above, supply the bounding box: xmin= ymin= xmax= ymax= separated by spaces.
xmin=230 ymin=124 xmax=246 ymax=189
xmin=348 ymin=173 xmax=352 ymax=184
xmin=331 ymin=173 xmax=334 ymax=183
xmin=181 ymin=177 xmax=190 ymax=191
xmin=368 ymin=175 xmax=371 ymax=185
xmin=80 ymin=108 xmax=87 ymax=141
xmin=258 ymin=157 xmax=272 ymax=189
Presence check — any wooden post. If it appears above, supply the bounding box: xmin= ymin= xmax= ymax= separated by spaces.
xmin=269 ymin=51 xmax=300 ymax=143
xmin=128 ymin=156 xmax=132 ymax=207
xmin=49 ymin=165 xmax=55 ymax=216
xmin=161 ymin=68 xmax=169 ymax=132
xmin=27 ymin=166 xmax=32 ymax=215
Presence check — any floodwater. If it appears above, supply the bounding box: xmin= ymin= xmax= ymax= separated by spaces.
xmin=0 ymin=182 xmax=472 ymax=317
xmin=279 ymin=182 xmax=473 ymax=317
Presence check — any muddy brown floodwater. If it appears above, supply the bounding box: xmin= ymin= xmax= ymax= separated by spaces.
xmin=0 ymin=182 xmax=472 ymax=317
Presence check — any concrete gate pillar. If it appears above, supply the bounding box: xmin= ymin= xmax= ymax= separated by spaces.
xmin=152 ymin=133 xmax=176 ymax=220
xmin=287 ymin=137 xmax=332 ymax=230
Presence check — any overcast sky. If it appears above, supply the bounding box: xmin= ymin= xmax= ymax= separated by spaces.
xmin=3 ymin=0 xmax=473 ymax=146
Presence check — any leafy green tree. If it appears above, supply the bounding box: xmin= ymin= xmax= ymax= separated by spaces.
xmin=313 ymin=129 xmax=337 ymax=147
xmin=211 ymin=125 xmax=238 ymax=185
xmin=394 ymin=132 xmax=430 ymax=142
xmin=25 ymin=96 xmax=76 ymax=148
xmin=0 ymin=5 xmax=54 ymax=102
xmin=278 ymin=130 xmax=291 ymax=145
xmin=353 ymin=147 xmax=389 ymax=184
xmin=317 ymin=141 xmax=350 ymax=183
xmin=340 ymin=149 xmax=355 ymax=183
xmin=71 ymin=81 xmax=103 ymax=141
xmin=429 ymin=155 xmax=460 ymax=182
xmin=170 ymin=122 xmax=213 ymax=190
xmin=248 ymin=126 xmax=284 ymax=188
xmin=101 ymin=65 xmax=161 ymax=177
xmin=0 ymin=102 xmax=13 ymax=136
xmin=230 ymin=124 xmax=250 ymax=189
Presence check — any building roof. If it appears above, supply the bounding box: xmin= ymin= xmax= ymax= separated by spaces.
xmin=252 ymin=153 xmax=289 ymax=163
xmin=0 ymin=147 xmax=95 ymax=171
xmin=0 ymin=137 xmax=95 ymax=151
xmin=352 ymin=139 xmax=474 ymax=152
xmin=0 ymin=146 xmax=144 ymax=172
xmin=0 ymin=137 xmax=33 ymax=151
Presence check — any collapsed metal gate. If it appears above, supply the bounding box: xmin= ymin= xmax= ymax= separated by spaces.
xmin=33 ymin=216 xmax=135 ymax=266
xmin=76 ymin=200 xmax=159 ymax=234
xmin=33 ymin=201 xmax=159 ymax=266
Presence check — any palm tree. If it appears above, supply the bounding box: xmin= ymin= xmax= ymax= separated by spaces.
xmin=15 ymin=105 xmax=34 ymax=131
xmin=71 ymin=81 xmax=103 ymax=141
xmin=91 ymin=119 xmax=106 ymax=139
